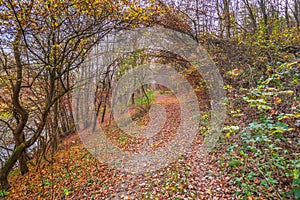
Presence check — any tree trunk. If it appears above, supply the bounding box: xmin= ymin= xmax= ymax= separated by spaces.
xmin=223 ymin=0 xmax=231 ymax=38
xmin=12 ymin=36 xmax=29 ymax=175
xmin=0 ymin=35 xmax=29 ymax=190
xmin=0 ymin=143 xmax=26 ymax=190
xmin=243 ymin=0 xmax=257 ymax=33
xmin=258 ymin=0 xmax=270 ymax=36
xmin=285 ymin=0 xmax=290 ymax=28
xmin=295 ymin=0 xmax=300 ymax=31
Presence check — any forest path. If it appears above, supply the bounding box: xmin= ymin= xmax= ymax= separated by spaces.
xmin=109 ymin=92 xmax=237 ymax=199
xmin=7 ymin=92 xmax=238 ymax=199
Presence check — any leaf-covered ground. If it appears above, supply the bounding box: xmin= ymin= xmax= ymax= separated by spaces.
xmin=6 ymin=92 xmax=239 ymax=199
xmin=7 ymin=134 xmax=239 ymax=199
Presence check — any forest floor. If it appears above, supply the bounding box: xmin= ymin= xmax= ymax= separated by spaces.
xmin=6 ymin=92 xmax=240 ymax=199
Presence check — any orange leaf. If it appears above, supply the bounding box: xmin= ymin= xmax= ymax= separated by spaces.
xmin=248 ymin=196 xmax=255 ymax=200
xmin=254 ymin=179 xmax=260 ymax=184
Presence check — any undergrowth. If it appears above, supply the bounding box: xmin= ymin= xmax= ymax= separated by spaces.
xmin=222 ymin=60 xmax=300 ymax=199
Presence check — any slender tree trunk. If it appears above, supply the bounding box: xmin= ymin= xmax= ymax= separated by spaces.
xmin=295 ymin=0 xmax=300 ymax=31
xmin=11 ymin=36 xmax=29 ymax=176
xmin=223 ymin=0 xmax=231 ymax=38
xmin=216 ymin=0 xmax=224 ymax=38
xmin=285 ymin=0 xmax=290 ymax=28
xmin=0 ymin=143 xmax=26 ymax=190
xmin=243 ymin=0 xmax=257 ymax=33
xmin=258 ymin=0 xmax=269 ymax=36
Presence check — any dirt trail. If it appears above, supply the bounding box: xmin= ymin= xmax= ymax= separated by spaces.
xmin=7 ymin=92 xmax=237 ymax=199
xmin=107 ymin=92 xmax=237 ymax=199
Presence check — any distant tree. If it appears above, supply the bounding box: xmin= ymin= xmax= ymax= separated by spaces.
xmin=291 ymin=0 xmax=300 ymax=31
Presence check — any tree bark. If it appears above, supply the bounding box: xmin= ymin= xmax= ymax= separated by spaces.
xmin=11 ymin=35 xmax=29 ymax=176
xmin=0 ymin=143 xmax=26 ymax=190
xmin=223 ymin=0 xmax=231 ymax=38
xmin=243 ymin=0 xmax=257 ymax=33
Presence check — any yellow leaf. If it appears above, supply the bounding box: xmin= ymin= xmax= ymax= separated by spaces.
xmin=274 ymin=97 xmax=282 ymax=105
xmin=206 ymin=189 xmax=212 ymax=194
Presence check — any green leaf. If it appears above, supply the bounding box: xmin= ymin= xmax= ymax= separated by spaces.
xmin=64 ymin=188 xmax=69 ymax=196
xmin=0 ymin=190 xmax=9 ymax=197
xmin=294 ymin=187 xmax=300 ymax=199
